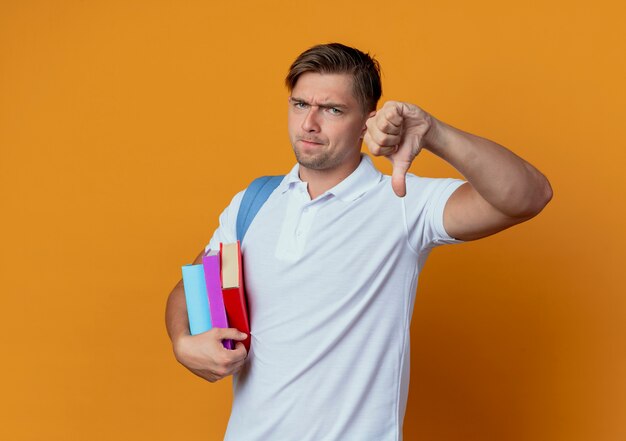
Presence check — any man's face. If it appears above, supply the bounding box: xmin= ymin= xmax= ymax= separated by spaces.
xmin=288 ymin=72 xmax=370 ymax=173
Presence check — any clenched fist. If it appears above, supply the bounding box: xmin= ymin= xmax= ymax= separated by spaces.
xmin=364 ymin=101 xmax=436 ymax=197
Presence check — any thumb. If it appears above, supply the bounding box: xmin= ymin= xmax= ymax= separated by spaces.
xmin=215 ymin=327 xmax=248 ymax=341
xmin=390 ymin=157 xmax=411 ymax=197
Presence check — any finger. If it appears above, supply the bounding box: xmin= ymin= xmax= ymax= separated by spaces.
xmin=364 ymin=132 xmax=399 ymax=157
xmin=381 ymin=101 xmax=404 ymax=127
xmin=222 ymin=351 xmax=247 ymax=370
xmin=230 ymin=358 xmax=247 ymax=375
xmin=366 ymin=109 xmax=402 ymax=136
xmin=214 ymin=327 xmax=248 ymax=341
xmin=366 ymin=117 xmax=402 ymax=147
xmin=364 ymin=133 xmax=378 ymax=156
xmin=390 ymin=156 xmax=412 ymax=198
xmin=223 ymin=350 xmax=247 ymax=367
xmin=363 ymin=132 xmax=379 ymax=155
xmin=370 ymin=129 xmax=402 ymax=148
xmin=229 ymin=353 xmax=248 ymax=370
xmin=229 ymin=341 xmax=248 ymax=361
xmin=377 ymin=117 xmax=402 ymax=136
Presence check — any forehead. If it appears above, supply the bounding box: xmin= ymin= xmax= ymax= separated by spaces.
xmin=291 ymin=72 xmax=358 ymax=107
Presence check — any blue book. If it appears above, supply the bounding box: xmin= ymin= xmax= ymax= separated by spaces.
xmin=181 ymin=263 xmax=212 ymax=335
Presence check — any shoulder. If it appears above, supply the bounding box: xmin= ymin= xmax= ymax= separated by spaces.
xmin=225 ymin=174 xmax=289 ymax=221
xmin=403 ymin=173 xmax=465 ymax=203
xmin=215 ymin=188 xmax=248 ymax=225
xmin=204 ymin=189 xmax=246 ymax=254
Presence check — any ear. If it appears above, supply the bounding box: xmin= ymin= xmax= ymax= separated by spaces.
xmin=360 ymin=110 xmax=377 ymax=139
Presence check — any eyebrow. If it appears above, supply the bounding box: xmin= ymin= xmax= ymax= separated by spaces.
xmin=289 ymin=97 xmax=349 ymax=110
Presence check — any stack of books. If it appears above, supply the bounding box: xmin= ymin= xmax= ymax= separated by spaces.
xmin=181 ymin=241 xmax=251 ymax=351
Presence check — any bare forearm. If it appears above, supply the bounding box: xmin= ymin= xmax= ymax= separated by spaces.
xmin=165 ymin=280 xmax=190 ymax=347
xmin=424 ymin=118 xmax=552 ymax=218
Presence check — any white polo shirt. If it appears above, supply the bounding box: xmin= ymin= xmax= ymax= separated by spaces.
xmin=206 ymin=154 xmax=464 ymax=441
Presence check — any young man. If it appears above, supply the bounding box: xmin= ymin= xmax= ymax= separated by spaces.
xmin=165 ymin=43 xmax=552 ymax=440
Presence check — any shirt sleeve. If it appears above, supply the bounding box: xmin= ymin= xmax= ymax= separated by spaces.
xmin=204 ymin=189 xmax=246 ymax=254
xmin=402 ymin=175 xmax=466 ymax=254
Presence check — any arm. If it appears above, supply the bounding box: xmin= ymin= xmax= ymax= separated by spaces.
xmin=365 ymin=101 xmax=553 ymax=241
xmin=165 ymin=249 xmax=248 ymax=382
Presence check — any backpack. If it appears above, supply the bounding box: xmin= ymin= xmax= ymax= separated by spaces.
xmin=236 ymin=175 xmax=284 ymax=242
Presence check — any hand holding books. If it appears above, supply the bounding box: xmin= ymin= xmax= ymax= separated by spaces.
xmin=181 ymin=241 xmax=251 ymax=352
xmin=173 ymin=328 xmax=248 ymax=383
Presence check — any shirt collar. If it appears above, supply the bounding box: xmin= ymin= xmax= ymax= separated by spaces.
xmin=281 ymin=154 xmax=382 ymax=202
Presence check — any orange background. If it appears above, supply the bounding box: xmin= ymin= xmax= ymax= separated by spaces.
xmin=1 ymin=1 xmax=625 ymax=440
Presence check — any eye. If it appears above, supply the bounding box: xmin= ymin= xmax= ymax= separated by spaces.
xmin=291 ymin=100 xmax=308 ymax=109
xmin=327 ymin=107 xmax=343 ymax=115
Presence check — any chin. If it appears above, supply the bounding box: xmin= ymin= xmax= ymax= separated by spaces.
xmin=293 ymin=149 xmax=334 ymax=170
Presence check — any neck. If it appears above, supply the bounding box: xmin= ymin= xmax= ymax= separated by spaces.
xmin=299 ymin=154 xmax=362 ymax=200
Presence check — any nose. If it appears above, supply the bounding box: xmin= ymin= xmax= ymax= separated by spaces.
xmin=301 ymin=106 xmax=321 ymax=132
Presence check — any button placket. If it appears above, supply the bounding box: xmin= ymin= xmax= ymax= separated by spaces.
xmin=274 ymin=188 xmax=326 ymax=262
xmin=296 ymin=202 xmax=319 ymax=244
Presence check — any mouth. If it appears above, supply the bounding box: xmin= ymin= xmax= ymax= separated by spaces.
xmin=298 ymin=138 xmax=325 ymax=147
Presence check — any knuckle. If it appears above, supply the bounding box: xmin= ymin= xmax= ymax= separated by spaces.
xmin=373 ymin=132 xmax=389 ymax=146
xmin=236 ymin=344 xmax=248 ymax=357
xmin=368 ymin=144 xmax=381 ymax=154
xmin=379 ymin=146 xmax=393 ymax=155
xmin=219 ymin=354 xmax=233 ymax=366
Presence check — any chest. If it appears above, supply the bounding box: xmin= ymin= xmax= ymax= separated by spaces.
xmin=240 ymin=190 xmax=416 ymax=330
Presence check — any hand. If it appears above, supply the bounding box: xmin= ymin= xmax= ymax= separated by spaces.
xmin=173 ymin=328 xmax=249 ymax=383
xmin=364 ymin=101 xmax=435 ymax=197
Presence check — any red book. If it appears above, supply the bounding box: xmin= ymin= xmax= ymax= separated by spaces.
xmin=220 ymin=241 xmax=251 ymax=352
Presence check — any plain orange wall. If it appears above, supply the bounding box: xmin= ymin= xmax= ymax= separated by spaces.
xmin=1 ymin=1 xmax=625 ymax=440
